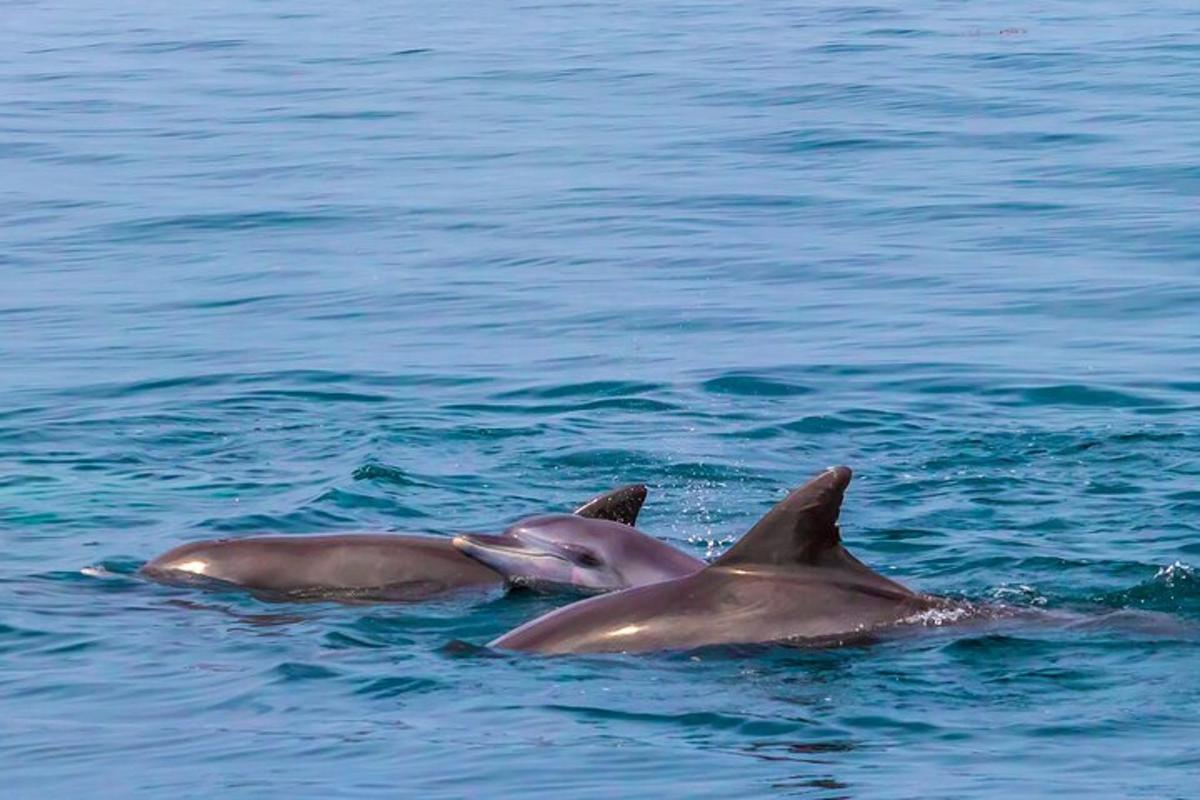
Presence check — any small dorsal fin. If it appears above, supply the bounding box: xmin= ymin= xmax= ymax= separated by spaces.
xmin=572 ymin=484 xmax=647 ymax=526
xmin=714 ymin=467 xmax=852 ymax=568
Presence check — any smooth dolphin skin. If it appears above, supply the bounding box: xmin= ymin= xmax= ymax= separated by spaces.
xmin=140 ymin=534 xmax=504 ymax=602
xmin=140 ymin=484 xmax=649 ymax=602
xmin=452 ymin=514 xmax=705 ymax=594
xmin=489 ymin=467 xmax=948 ymax=654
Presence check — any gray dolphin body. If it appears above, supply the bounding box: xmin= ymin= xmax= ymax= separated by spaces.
xmin=140 ymin=484 xmax=650 ymax=602
xmin=141 ymin=533 xmax=504 ymax=601
xmin=453 ymin=514 xmax=704 ymax=594
xmin=490 ymin=467 xmax=949 ymax=654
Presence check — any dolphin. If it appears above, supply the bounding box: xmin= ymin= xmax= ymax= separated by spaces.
xmin=452 ymin=514 xmax=705 ymax=594
xmin=489 ymin=466 xmax=949 ymax=653
xmin=140 ymin=484 xmax=649 ymax=602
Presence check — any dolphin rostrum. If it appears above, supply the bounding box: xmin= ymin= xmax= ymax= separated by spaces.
xmin=140 ymin=484 xmax=650 ymax=602
xmin=488 ymin=467 xmax=947 ymax=653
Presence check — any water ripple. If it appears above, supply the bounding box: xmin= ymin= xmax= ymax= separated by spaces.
xmin=3 ymin=1 xmax=1199 ymax=797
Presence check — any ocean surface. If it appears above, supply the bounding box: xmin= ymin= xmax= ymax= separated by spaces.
xmin=2 ymin=1 xmax=1199 ymax=797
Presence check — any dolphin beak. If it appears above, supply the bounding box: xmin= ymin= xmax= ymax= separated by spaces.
xmin=453 ymin=532 xmax=592 ymax=594
xmin=452 ymin=532 xmax=563 ymax=573
xmin=452 ymin=532 xmax=539 ymax=561
xmin=452 ymin=532 xmax=510 ymax=556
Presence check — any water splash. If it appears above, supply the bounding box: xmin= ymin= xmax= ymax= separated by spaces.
xmin=1153 ymin=561 xmax=1195 ymax=587
xmin=900 ymin=605 xmax=979 ymax=628
xmin=988 ymin=583 xmax=1048 ymax=607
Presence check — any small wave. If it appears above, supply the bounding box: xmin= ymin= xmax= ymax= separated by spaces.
xmin=494 ymin=380 xmax=663 ymax=400
xmin=1099 ymin=562 xmax=1200 ymax=617
xmin=543 ymin=704 xmax=807 ymax=737
xmin=353 ymin=676 xmax=443 ymax=699
xmin=988 ymin=383 xmax=1168 ymax=409
xmin=987 ymin=584 xmax=1049 ymax=607
xmin=128 ymin=38 xmax=245 ymax=54
xmin=272 ymin=662 xmax=342 ymax=682
xmin=98 ymin=209 xmax=357 ymax=243
xmin=313 ymin=487 xmax=427 ymax=517
xmin=446 ymin=397 xmax=679 ymax=415
xmin=351 ymin=462 xmax=423 ymax=487
xmin=700 ymin=374 xmax=813 ymax=398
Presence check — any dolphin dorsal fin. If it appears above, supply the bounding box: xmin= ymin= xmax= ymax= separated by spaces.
xmin=713 ymin=467 xmax=852 ymax=568
xmin=572 ymin=484 xmax=648 ymax=526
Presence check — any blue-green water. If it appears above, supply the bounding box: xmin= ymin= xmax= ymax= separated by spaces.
xmin=3 ymin=1 xmax=1199 ymax=796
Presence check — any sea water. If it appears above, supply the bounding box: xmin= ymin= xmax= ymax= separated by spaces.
xmin=2 ymin=2 xmax=1198 ymax=797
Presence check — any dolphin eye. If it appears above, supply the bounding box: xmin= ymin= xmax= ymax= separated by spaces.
xmin=574 ymin=551 xmax=602 ymax=568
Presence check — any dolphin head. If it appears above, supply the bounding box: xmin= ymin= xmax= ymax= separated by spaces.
xmin=452 ymin=514 xmax=702 ymax=594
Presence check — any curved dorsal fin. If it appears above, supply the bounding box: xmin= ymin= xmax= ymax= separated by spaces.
xmin=714 ymin=467 xmax=852 ymax=568
xmin=572 ymin=484 xmax=647 ymax=526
